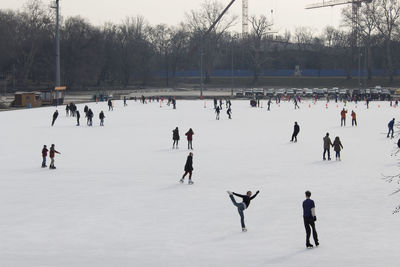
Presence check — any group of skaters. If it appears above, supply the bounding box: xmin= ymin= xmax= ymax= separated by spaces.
xmin=41 ymin=144 xmax=61 ymax=169
xmin=51 ymin=104 xmax=108 ymax=127
xmin=214 ymin=98 xmax=232 ymax=120
xmin=340 ymin=108 xmax=357 ymax=127
xmin=172 ymin=127 xmax=194 ymax=150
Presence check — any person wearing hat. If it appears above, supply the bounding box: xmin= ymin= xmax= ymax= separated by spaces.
xmin=303 ymin=190 xmax=319 ymax=248
xmin=49 ymin=144 xmax=61 ymax=169
xmin=180 ymin=152 xmax=194 ymax=184
xmin=172 ymin=127 xmax=180 ymax=149
xmin=41 ymin=145 xmax=48 ymax=168
xmin=291 ymin=122 xmax=300 ymax=142
xmin=388 ymin=118 xmax=395 ymax=138
xmin=323 ymin=133 xmax=333 ymax=160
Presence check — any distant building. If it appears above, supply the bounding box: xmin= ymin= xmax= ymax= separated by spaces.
xmin=12 ymin=92 xmax=42 ymax=108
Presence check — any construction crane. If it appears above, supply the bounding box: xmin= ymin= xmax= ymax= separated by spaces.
xmin=305 ymin=0 xmax=372 ymax=88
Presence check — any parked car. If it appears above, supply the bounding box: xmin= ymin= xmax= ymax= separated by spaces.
xmin=286 ymin=88 xmax=295 ymax=96
xmin=244 ymin=90 xmax=254 ymax=98
xmin=253 ymin=88 xmax=264 ymax=98
xmin=266 ymin=88 xmax=275 ymax=97
xmin=235 ymin=91 xmax=244 ymax=98
xmin=328 ymin=88 xmax=337 ymax=96
xmin=276 ymin=88 xmax=286 ymax=96
xmin=295 ymin=88 xmax=304 ymax=96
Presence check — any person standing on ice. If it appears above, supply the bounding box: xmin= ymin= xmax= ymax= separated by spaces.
xmin=291 ymin=122 xmax=300 ymax=142
xmin=99 ymin=111 xmax=105 ymax=126
xmin=215 ymin=106 xmax=221 ymax=120
xmin=323 ymin=133 xmax=333 ymax=160
xmin=65 ymin=105 xmax=70 ymax=117
xmin=180 ymin=152 xmax=194 ymax=185
xmin=351 ymin=110 xmax=357 ymax=126
xmin=294 ymin=98 xmax=300 ymax=109
xmin=41 ymin=145 xmax=48 ymax=168
xmin=267 ymin=98 xmax=271 ymax=111
xmin=226 ymin=190 xmax=259 ymax=232
xmin=333 ymin=136 xmax=344 ymax=160
xmin=340 ymin=108 xmax=347 ymax=127
xmin=84 ymin=105 xmax=88 ymax=116
xmin=303 ymin=191 xmax=319 ymax=248
xmin=227 ymin=107 xmax=232 ymax=119
xmin=387 ymin=118 xmax=395 ymax=138
xmin=87 ymin=109 xmax=94 ymax=126
xmin=108 ymin=99 xmax=113 ymax=111
xmin=185 ymin=128 xmax=194 ymax=150
xmin=124 ymin=96 xmax=127 ymax=106
xmin=51 ymin=110 xmax=59 ymax=126
xmin=49 ymin=144 xmax=61 ymax=169
xmin=172 ymin=127 xmax=180 ymax=149
xmin=76 ymin=110 xmax=80 ymax=126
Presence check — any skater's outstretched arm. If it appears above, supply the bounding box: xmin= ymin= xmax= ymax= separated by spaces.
xmin=233 ymin=192 xmax=245 ymax=198
xmin=250 ymin=190 xmax=260 ymax=200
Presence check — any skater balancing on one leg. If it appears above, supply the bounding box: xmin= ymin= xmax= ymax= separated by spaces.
xmin=49 ymin=144 xmax=61 ymax=169
xmin=291 ymin=122 xmax=300 ymax=142
xmin=41 ymin=145 xmax=48 ymax=168
xmin=332 ymin=136 xmax=343 ymax=161
xmin=303 ymin=191 xmax=319 ymax=248
xmin=387 ymin=118 xmax=395 ymax=138
xmin=227 ymin=190 xmax=259 ymax=232
xmin=172 ymin=127 xmax=180 ymax=149
xmin=185 ymin=128 xmax=194 ymax=150
xmin=323 ymin=133 xmax=333 ymax=160
xmin=180 ymin=152 xmax=194 ymax=184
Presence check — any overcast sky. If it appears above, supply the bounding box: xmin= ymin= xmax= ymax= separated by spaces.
xmin=0 ymin=0 xmax=347 ymax=34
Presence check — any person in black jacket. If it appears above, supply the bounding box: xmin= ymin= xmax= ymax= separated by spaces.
xmin=76 ymin=110 xmax=80 ymax=126
xmin=180 ymin=152 xmax=194 ymax=184
xmin=99 ymin=111 xmax=105 ymax=126
xmin=108 ymin=99 xmax=113 ymax=111
xmin=291 ymin=122 xmax=300 ymax=142
xmin=227 ymin=190 xmax=260 ymax=232
xmin=87 ymin=109 xmax=93 ymax=126
xmin=51 ymin=110 xmax=59 ymax=126
xmin=172 ymin=127 xmax=180 ymax=149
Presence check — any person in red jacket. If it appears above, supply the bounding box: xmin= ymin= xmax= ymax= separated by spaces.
xmin=49 ymin=144 xmax=61 ymax=169
xmin=41 ymin=145 xmax=48 ymax=168
xmin=185 ymin=128 xmax=194 ymax=150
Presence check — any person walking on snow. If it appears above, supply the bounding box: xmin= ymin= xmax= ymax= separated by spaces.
xmin=333 ymin=136 xmax=344 ymax=160
xmin=340 ymin=108 xmax=347 ymax=126
xmin=323 ymin=133 xmax=333 ymax=160
xmin=172 ymin=127 xmax=180 ymax=149
xmin=41 ymin=145 xmax=48 ymax=168
xmin=291 ymin=122 xmax=300 ymax=142
xmin=99 ymin=111 xmax=105 ymax=126
xmin=227 ymin=190 xmax=260 ymax=232
xmin=49 ymin=144 xmax=60 ymax=169
xmin=303 ymin=191 xmax=319 ymax=248
xmin=215 ymin=106 xmax=221 ymax=120
xmin=180 ymin=152 xmax=194 ymax=185
xmin=51 ymin=110 xmax=59 ymax=126
xmin=227 ymin=107 xmax=232 ymax=119
xmin=387 ymin=118 xmax=395 ymax=138
xmin=185 ymin=128 xmax=194 ymax=150
xmin=351 ymin=110 xmax=357 ymax=126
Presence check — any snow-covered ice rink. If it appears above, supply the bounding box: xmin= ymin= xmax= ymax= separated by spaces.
xmin=1 ymin=99 xmax=400 ymax=267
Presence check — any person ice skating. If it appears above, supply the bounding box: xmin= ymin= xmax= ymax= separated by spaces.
xmin=180 ymin=152 xmax=194 ymax=184
xmin=51 ymin=110 xmax=59 ymax=126
xmin=76 ymin=110 xmax=80 ymax=126
xmin=99 ymin=111 xmax=105 ymax=126
xmin=49 ymin=144 xmax=60 ymax=169
xmin=351 ymin=110 xmax=357 ymax=126
xmin=84 ymin=105 xmax=88 ymax=116
xmin=291 ymin=122 xmax=300 ymax=142
xmin=333 ymin=136 xmax=343 ymax=160
xmin=215 ymin=106 xmax=221 ymax=120
xmin=213 ymin=98 xmax=218 ymax=109
xmin=124 ymin=96 xmax=127 ymax=106
xmin=108 ymin=99 xmax=113 ymax=111
xmin=172 ymin=127 xmax=180 ymax=149
xmin=267 ymin=99 xmax=271 ymax=111
xmin=41 ymin=145 xmax=48 ymax=168
xmin=294 ymin=98 xmax=300 ymax=109
xmin=65 ymin=105 xmax=70 ymax=117
xmin=227 ymin=107 xmax=232 ymax=119
xmin=87 ymin=109 xmax=94 ymax=126
xmin=227 ymin=190 xmax=260 ymax=232
xmin=387 ymin=118 xmax=395 ymax=138
xmin=185 ymin=128 xmax=194 ymax=150
xmin=323 ymin=133 xmax=333 ymax=160
xmin=340 ymin=108 xmax=347 ymax=126
xmin=303 ymin=191 xmax=319 ymax=248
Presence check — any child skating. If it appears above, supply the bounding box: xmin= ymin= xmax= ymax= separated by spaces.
xmin=180 ymin=152 xmax=194 ymax=185
xmin=227 ymin=190 xmax=259 ymax=232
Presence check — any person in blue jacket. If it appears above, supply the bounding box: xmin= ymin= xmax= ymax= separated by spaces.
xmin=387 ymin=118 xmax=395 ymax=138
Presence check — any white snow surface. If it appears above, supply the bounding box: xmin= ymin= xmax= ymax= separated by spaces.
xmin=0 ymin=99 xmax=400 ymax=267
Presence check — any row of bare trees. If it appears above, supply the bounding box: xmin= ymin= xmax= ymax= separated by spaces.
xmin=0 ymin=0 xmax=399 ymax=90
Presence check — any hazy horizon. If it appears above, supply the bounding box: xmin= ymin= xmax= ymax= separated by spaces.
xmin=0 ymin=0 xmax=349 ymax=34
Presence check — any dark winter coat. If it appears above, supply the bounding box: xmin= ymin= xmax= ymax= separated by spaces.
xmin=388 ymin=119 xmax=395 ymax=129
xmin=293 ymin=124 xmax=300 ymax=134
xmin=173 ymin=129 xmax=180 ymax=140
xmin=76 ymin=111 xmax=80 ymax=119
xmin=233 ymin=191 xmax=259 ymax=208
xmin=99 ymin=112 xmax=105 ymax=119
xmin=53 ymin=111 xmax=59 ymax=119
xmin=185 ymin=129 xmax=194 ymax=141
xmin=333 ymin=139 xmax=343 ymax=152
xmin=49 ymin=147 xmax=59 ymax=158
xmin=184 ymin=155 xmax=193 ymax=172
xmin=42 ymin=147 xmax=48 ymax=157
xmin=323 ymin=136 xmax=332 ymax=149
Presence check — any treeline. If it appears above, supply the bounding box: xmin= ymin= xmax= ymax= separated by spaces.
xmin=0 ymin=0 xmax=399 ymax=90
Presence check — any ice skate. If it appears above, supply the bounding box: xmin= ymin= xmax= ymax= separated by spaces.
xmin=242 ymin=228 xmax=247 ymax=232
xmin=227 ymin=190 xmax=233 ymax=195
xmin=188 ymin=179 xmax=194 ymax=185
xmin=315 ymin=241 xmax=319 ymax=247
xmin=179 ymin=178 xmax=184 ymax=183
xmin=306 ymin=243 xmax=314 ymax=248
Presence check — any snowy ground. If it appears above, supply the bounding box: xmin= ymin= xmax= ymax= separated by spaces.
xmin=0 ymin=99 xmax=400 ymax=267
